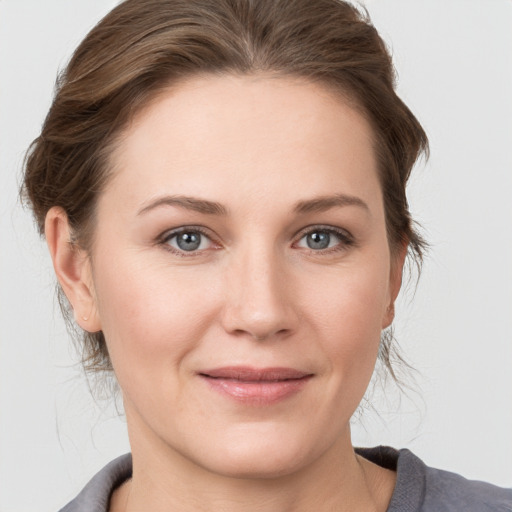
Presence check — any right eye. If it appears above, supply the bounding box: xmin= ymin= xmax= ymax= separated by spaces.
xmin=162 ymin=228 xmax=214 ymax=254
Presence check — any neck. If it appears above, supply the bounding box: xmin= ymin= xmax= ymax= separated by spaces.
xmin=111 ymin=423 xmax=395 ymax=512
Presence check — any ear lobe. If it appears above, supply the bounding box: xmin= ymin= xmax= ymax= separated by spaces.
xmin=45 ymin=207 xmax=101 ymax=332
xmin=382 ymin=242 xmax=408 ymax=329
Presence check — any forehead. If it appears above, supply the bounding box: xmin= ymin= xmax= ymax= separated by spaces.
xmin=104 ymin=74 xmax=381 ymax=213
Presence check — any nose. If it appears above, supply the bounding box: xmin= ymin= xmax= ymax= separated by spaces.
xmin=220 ymin=245 xmax=299 ymax=341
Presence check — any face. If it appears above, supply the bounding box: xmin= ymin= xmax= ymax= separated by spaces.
xmin=82 ymin=74 xmax=401 ymax=478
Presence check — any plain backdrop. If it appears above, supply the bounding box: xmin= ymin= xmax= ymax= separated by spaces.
xmin=1 ymin=1 xmax=511 ymax=510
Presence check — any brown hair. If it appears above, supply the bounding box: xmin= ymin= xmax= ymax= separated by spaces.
xmin=22 ymin=0 xmax=428 ymax=377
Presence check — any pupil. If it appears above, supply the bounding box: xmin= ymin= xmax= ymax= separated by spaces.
xmin=307 ymin=231 xmax=330 ymax=250
xmin=177 ymin=232 xmax=201 ymax=251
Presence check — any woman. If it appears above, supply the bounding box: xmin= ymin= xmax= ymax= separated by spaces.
xmin=17 ymin=0 xmax=512 ymax=510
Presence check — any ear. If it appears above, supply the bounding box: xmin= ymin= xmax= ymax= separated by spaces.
xmin=45 ymin=207 xmax=101 ymax=332
xmin=382 ymin=242 xmax=408 ymax=329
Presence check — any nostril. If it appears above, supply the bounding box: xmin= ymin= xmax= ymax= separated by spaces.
xmin=230 ymin=328 xmax=291 ymax=342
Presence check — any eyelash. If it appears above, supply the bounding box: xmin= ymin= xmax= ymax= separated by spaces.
xmin=157 ymin=225 xmax=355 ymax=257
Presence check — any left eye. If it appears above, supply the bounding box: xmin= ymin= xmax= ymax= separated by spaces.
xmin=165 ymin=230 xmax=212 ymax=252
xmin=296 ymin=229 xmax=345 ymax=250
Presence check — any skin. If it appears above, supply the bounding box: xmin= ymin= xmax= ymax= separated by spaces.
xmin=46 ymin=74 xmax=404 ymax=511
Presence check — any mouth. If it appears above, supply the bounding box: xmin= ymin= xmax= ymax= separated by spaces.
xmin=198 ymin=366 xmax=314 ymax=404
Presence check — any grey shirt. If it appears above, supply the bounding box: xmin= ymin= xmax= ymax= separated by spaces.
xmin=58 ymin=446 xmax=512 ymax=511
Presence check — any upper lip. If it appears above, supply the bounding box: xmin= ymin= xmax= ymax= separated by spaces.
xmin=199 ymin=366 xmax=312 ymax=381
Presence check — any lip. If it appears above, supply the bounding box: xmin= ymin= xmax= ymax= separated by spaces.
xmin=198 ymin=366 xmax=313 ymax=405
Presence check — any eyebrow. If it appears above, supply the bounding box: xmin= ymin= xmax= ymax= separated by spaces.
xmin=137 ymin=193 xmax=369 ymax=217
xmin=138 ymin=195 xmax=228 ymax=216
xmin=293 ymin=194 xmax=370 ymax=214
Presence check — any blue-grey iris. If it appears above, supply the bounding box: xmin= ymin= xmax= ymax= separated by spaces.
xmin=307 ymin=231 xmax=330 ymax=250
xmin=176 ymin=232 xmax=201 ymax=251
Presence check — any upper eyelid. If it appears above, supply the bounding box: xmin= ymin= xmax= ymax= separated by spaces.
xmin=293 ymin=224 xmax=353 ymax=240
xmin=159 ymin=225 xmax=215 ymax=241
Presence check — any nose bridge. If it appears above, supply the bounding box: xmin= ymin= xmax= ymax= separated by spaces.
xmin=222 ymin=238 xmax=296 ymax=340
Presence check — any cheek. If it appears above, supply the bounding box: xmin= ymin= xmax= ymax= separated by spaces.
xmin=303 ymin=261 xmax=390 ymax=383
xmin=91 ymin=253 xmax=220 ymax=383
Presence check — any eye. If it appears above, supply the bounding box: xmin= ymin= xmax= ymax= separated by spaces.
xmin=295 ymin=227 xmax=353 ymax=252
xmin=162 ymin=228 xmax=214 ymax=254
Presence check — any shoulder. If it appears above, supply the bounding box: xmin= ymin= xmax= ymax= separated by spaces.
xmin=356 ymin=446 xmax=512 ymax=512
xmin=421 ymin=459 xmax=512 ymax=512
xmin=58 ymin=454 xmax=132 ymax=512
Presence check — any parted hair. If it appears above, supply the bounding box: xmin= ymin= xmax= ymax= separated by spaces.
xmin=22 ymin=0 xmax=428 ymax=377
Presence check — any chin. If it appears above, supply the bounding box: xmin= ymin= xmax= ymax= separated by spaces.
xmin=202 ymin=449 xmax=309 ymax=480
xmin=184 ymin=424 xmax=327 ymax=480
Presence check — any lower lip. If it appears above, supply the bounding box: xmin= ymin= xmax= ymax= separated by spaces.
xmin=200 ymin=376 xmax=312 ymax=405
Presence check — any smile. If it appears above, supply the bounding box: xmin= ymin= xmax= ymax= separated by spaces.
xmin=198 ymin=366 xmax=314 ymax=405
